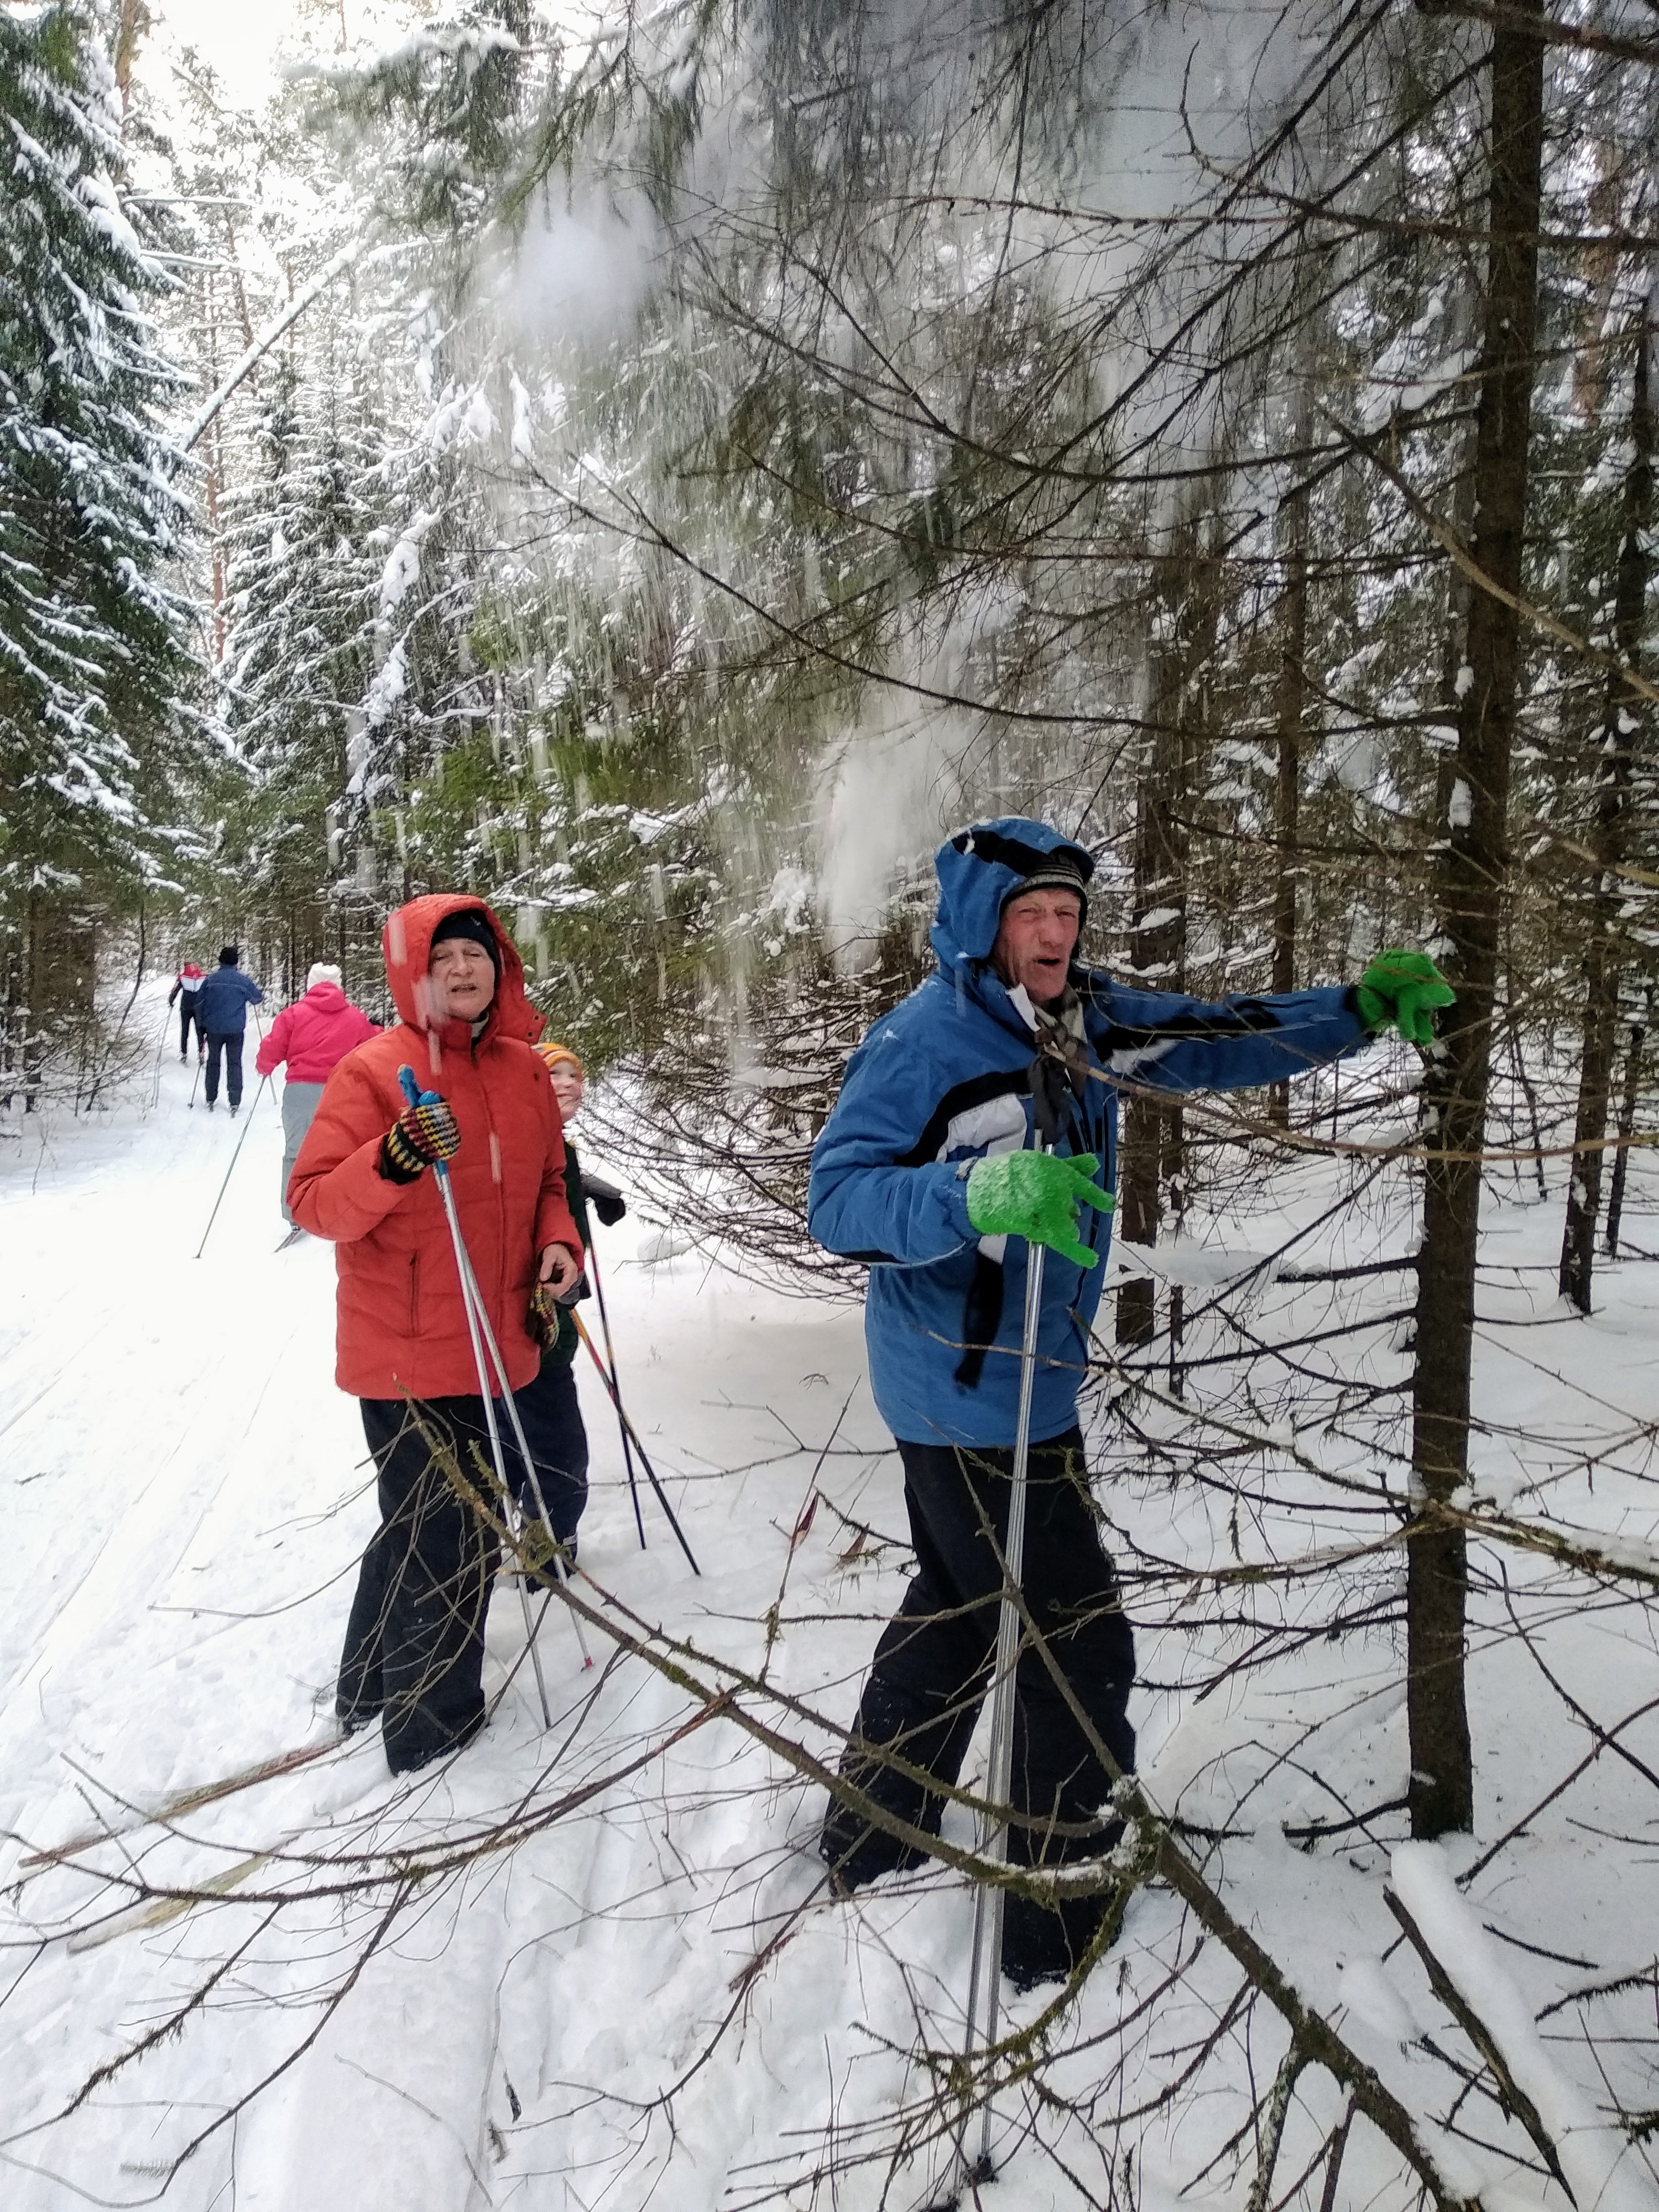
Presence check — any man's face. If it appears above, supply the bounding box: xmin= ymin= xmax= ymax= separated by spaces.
xmin=428 ymin=935 xmax=497 ymax=1022
xmin=992 ymin=888 xmax=1082 ymax=1006
xmin=549 ymin=1063 xmax=584 ymax=1121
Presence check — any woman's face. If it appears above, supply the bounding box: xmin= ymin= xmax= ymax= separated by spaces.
xmin=550 ymin=1063 xmax=585 ymax=1121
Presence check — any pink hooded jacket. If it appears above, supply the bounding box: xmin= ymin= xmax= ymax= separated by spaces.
xmin=255 ymin=982 xmax=379 ymax=1084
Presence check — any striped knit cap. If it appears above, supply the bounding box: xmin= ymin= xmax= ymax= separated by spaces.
xmin=534 ymin=1041 xmax=583 ymax=1077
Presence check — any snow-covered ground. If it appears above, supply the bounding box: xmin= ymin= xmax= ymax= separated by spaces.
xmin=3 ymin=983 xmax=1659 ymax=2212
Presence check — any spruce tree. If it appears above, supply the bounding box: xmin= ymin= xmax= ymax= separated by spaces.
xmin=0 ymin=2 xmax=195 ymax=1092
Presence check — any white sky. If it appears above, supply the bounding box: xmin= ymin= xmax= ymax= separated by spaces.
xmin=143 ymin=0 xmax=321 ymax=107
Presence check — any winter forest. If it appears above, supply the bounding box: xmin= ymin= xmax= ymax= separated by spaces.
xmin=3 ymin=0 xmax=1659 ymax=2206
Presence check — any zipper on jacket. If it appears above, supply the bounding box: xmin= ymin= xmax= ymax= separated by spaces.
xmin=407 ymin=1251 xmax=419 ymax=1334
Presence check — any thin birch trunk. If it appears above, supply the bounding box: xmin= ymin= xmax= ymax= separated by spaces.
xmin=1559 ymin=296 xmax=1653 ymax=1310
xmin=1118 ymin=549 xmax=1194 ymax=1347
xmin=1267 ymin=400 xmax=1311 ymax=1128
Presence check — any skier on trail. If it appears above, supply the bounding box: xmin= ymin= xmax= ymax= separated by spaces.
xmin=288 ymin=898 xmax=584 ymax=1776
xmin=194 ymin=945 xmax=264 ymax=1113
xmin=167 ymin=961 xmax=206 ymax=1062
xmin=513 ymin=1041 xmax=628 ymax=1562
xmin=807 ymin=817 xmax=1453 ymax=1987
xmin=255 ymin=963 xmax=379 ymax=1232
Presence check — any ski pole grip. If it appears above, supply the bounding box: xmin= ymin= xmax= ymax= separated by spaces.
xmin=398 ymin=1063 xmax=446 ymax=1106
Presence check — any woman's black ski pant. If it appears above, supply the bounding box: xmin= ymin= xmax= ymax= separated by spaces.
xmin=338 ymin=1395 xmax=503 ymax=1773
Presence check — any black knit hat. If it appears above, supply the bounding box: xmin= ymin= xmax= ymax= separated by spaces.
xmin=1006 ymin=849 xmax=1091 ymax=910
xmin=429 ymin=909 xmax=500 ymax=971
xmin=218 ymin=943 xmax=238 ymax=964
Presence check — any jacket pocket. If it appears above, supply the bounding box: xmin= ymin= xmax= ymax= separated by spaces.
xmin=406 ymin=1251 xmax=420 ymax=1335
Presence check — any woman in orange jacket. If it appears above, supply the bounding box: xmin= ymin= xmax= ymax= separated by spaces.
xmin=290 ymin=895 xmax=582 ymax=1773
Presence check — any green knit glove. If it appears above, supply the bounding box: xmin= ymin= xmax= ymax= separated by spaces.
xmin=1356 ymin=950 xmax=1455 ymax=1047
xmin=965 ymin=1150 xmax=1114 ymax=1267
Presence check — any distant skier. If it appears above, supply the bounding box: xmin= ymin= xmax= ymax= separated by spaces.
xmin=289 ymin=899 xmax=583 ymax=1776
xmin=807 ymin=817 xmax=1453 ymax=1986
xmin=167 ymin=961 xmax=206 ymax=1061
xmin=513 ymin=1041 xmax=628 ymax=1560
xmin=194 ymin=945 xmax=264 ymax=1113
xmin=255 ymin=963 xmax=379 ymax=1229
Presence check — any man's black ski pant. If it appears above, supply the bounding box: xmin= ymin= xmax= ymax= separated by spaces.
xmin=178 ymin=998 xmax=201 ymax=1056
xmin=202 ymin=1031 xmax=243 ymax=1107
xmin=822 ymin=1428 xmax=1135 ymax=1962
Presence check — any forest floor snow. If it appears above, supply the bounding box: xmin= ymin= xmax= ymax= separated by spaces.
xmin=1 ymin=986 xmax=1658 ymax=2212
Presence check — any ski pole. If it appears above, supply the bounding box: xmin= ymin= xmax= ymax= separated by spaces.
xmin=442 ymin=1208 xmax=595 ymax=1671
xmin=948 ymin=1056 xmax=1074 ymax=2197
xmin=570 ymin=1310 xmax=701 ymax=1575
xmin=405 ymin=1094 xmax=555 ymax=1725
xmin=152 ymin=999 xmax=170 ymax=1109
xmin=398 ymin=1070 xmax=592 ymax=1685
xmin=435 ymin=1168 xmax=558 ymax=1724
xmin=406 ymin=1109 xmax=593 ymax=1650
xmin=195 ymin=1076 xmax=270 ymax=1259
xmin=188 ymin=1052 xmax=202 ymax=1109
xmin=585 ymin=1235 xmax=646 ymax=1550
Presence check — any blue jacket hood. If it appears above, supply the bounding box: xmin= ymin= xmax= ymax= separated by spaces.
xmin=929 ymin=817 xmax=1095 ymax=973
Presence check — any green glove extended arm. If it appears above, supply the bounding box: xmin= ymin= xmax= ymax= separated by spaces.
xmin=1356 ymin=949 xmax=1455 ymax=1047
xmin=966 ymin=1150 xmax=1115 ymax=1267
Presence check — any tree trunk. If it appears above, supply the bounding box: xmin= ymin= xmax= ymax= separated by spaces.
xmin=1117 ymin=546 xmax=1198 ymax=1347
xmin=1558 ymin=299 xmax=1653 ymax=1310
xmin=1603 ymin=994 xmax=1650 ymax=1260
xmin=1267 ymin=426 xmax=1311 ymax=1128
xmin=1407 ymin=0 xmax=1544 ymax=1841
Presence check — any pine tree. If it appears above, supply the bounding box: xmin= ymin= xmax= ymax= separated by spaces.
xmin=0 ymin=2 xmax=196 ymax=1095
xmin=216 ymin=351 xmax=385 ymax=987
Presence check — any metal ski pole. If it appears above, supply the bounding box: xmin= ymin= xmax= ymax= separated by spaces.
xmin=947 ymin=1057 xmax=1073 ymax=2200
xmin=152 ymin=1000 xmax=171 ymax=1109
xmin=444 ymin=1224 xmax=596 ymax=1671
xmin=570 ymin=1311 xmax=701 ymax=1575
xmin=411 ymin=1142 xmax=594 ymax=1661
xmin=195 ymin=1076 xmax=270 ymax=1258
xmin=586 ymin=1236 xmax=646 ymax=1550
xmin=398 ymin=1070 xmax=592 ymax=1685
xmin=187 ymin=1051 xmax=202 ymax=1109
xmin=406 ymin=1094 xmax=556 ymax=1726
xmin=445 ymin=1193 xmax=557 ymax=1723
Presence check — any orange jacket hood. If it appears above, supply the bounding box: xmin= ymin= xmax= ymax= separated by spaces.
xmin=381 ymin=894 xmax=541 ymax=1046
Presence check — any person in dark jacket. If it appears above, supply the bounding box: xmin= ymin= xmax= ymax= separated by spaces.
xmin=195 ymin=946 xmax=265 ymax=1113
xmin=807 ymin=817 xmax=1453 ymax=1986
xmin=511 ymin=1042 xmax=627 ymax=1557
xmin=167 ymin=962 xmax=206 ymax=1061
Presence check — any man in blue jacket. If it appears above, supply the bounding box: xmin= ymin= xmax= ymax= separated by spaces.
xmin=194 ymin=944 xmax=265 ymax=1114
xmin=807 ymin=817 xmax=1451 ymax=1986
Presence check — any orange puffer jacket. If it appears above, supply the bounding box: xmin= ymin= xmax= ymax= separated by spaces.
xmin=289 ymin=894 xmax=582 ymax=1401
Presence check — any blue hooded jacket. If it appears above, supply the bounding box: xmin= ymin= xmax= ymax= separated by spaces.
xmin=807 ymin=818 xmax=1370 ymax=1447
xmin=195 ymin=961 xmax=264 ymax=1037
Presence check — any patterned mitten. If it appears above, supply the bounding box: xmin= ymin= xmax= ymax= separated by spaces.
xmin=380 ymin=1097 xmax=461 ymax=1183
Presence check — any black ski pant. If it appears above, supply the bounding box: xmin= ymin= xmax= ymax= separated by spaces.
xmin=510 ymin=1352 xmax=589 ymax=1542
xmin=203 ymin=1031 xmax=243 ymax=1108
xmin=822 ymin=1427 xmax=1135 ymax=1905
xmin=178 ymin=998 xmax=201 ymax=1056
xmin=338 ymin=1396 xmax=504 ymax=1773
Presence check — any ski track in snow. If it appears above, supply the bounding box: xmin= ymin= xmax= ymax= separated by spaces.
xmin=2 ymin=981 xmax=1658 ymax=2210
